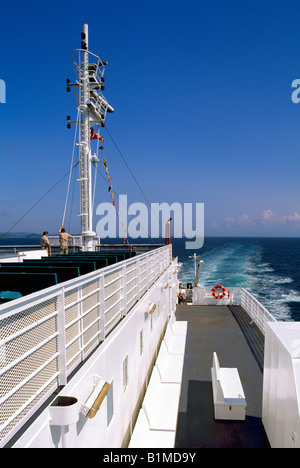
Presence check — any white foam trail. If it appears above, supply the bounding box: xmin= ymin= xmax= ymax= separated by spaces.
xmin=179 ymin=241 xmax=297 ymax=321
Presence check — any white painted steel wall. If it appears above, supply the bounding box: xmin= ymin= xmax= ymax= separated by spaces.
xmin=262 ymin=322 xmax=300 ymax=448
xmin=0 ymin=245 xmax=173 ymax=447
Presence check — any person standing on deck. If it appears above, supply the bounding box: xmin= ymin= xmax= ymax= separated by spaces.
xmin=40 ymin=231 xmax=51 ymax=256
xmin=58 ymin=226 xmax=74 ymax=255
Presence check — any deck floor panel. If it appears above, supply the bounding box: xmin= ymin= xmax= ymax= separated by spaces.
xmin=174 ymin=304 xmax=270 ymax=448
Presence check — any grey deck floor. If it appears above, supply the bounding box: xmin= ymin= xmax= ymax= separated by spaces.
xmin=174 ymin=304 xmax=270 ymax=448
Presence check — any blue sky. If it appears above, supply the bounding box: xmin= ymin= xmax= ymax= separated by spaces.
xmin=1 ymin=0 xmax=300 ymax=238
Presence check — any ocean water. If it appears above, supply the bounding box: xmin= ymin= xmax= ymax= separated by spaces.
xmin=172 ymin=237 xmax=300 ymax=322
xmin=1 ymin=236 xmax=300 ymax=322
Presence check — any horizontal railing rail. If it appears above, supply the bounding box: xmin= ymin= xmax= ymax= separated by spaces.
xmin=0 ymin=243 xmax=165 ymax=255
xmin=191 ymin=286 xmax=276 ymax=335
xmin=0 ymin=244 xmax=172 ymax=447
xmin=239 ymin=287 xmax=276 ymax=335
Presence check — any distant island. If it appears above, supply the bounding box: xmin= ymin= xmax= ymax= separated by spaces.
xmin=0 ymin=233 xmax=41 ymax=238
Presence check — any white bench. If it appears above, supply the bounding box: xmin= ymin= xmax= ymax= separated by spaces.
xmin=164 ymin=324 xmax=187 ymax=355
xmin=163 ymin=316 xmax=187 ymax=355
xmin=128 ymin=408 xmax=175 ymax=448
xmin=129 ymin=319 xmax=186 ymax=447
xmin=169 ymin=314 xmax=188 ymax=336
xmin=156 ymin=340 xmax=184 ymax=383
xmin=142 ymin=367 xmax=181 ymax=431
xmin=211 ymin=352 xmax=246 ymax=421
xmin=129 ymin=367 xmax=181 ymax=447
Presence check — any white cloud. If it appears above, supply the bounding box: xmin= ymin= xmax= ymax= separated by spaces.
xmin=237 ymin=214 xmax=251 ymax=225
xmin=223 ymin=214 xmax=251 ymax=225
xmin=221 ymin=208 xmax=300 ymax=230
xmin=223 ymin=213 xmax=253 ymax=226
xmin=281 ymin=211 xmax=300 ymax=222
xmin=261 ymin=209 xmax=276 ymax=221
xmin=224 ymin=217 xmax=235 ymax=224
xmin=258 ymin=209 xmax=276 ymax=226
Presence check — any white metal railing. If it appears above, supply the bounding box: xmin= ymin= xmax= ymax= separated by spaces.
xmin=0 ymin=244 xmax=172 ymax=447
xmin=239 ymin=288 xmax=276 ymax=335
xmin=191 ymin=286 xmax=276 ymax=335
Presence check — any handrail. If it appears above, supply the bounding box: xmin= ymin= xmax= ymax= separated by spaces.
xmin=0 ymin=244 xmax=172 ymax=447
xmin=239 ymin=287 xmax=276 ymax=334
xmin=191 ymin=286 xmax=276 ymax=335
xmin=86 ymin=382 xmax=111 ymax=419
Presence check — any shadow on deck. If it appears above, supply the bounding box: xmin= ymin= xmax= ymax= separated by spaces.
xmin=174 ymin=304 xmax=270 ymax=448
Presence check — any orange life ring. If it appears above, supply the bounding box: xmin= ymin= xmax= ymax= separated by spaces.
xmin=212 ymin=284 xmax=226 ymax=299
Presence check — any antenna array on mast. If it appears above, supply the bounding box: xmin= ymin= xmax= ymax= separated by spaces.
xmin=66 ymin=24 xmax=114 ymax=251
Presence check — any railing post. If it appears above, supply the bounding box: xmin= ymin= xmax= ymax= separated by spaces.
xmin=122 ymin=265 xmax=127 ymax=317
xmin=79 ymin=285 xmax=84 ymax=361
xmin=57 ymin=289 xmax=67 ymax=386
xmin=146 ymin=254 xmax=149 ymax=291
xmin=136 ymin=258 xmax=140 ymax=300
xmin=99 ymin=274 xmax=105 ymax=340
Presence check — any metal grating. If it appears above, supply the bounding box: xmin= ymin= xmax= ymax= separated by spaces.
xmin=0 ymin=298 xmax=59 ymax=443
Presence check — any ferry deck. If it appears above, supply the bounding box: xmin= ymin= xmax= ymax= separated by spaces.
xmin=1 ymin=244 xmax=299 ymax=448
xmin=174 ymin=303 xmax=270 ymax=448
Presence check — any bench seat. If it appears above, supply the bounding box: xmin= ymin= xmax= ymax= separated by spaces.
xmin=156 ymin=340 xmax=184 ymax=383
xmin=170 ymin=314 xmax=188 ymax=335
xmin=142 ymin=366 xmax=181 ymax=431
xmin=211 ymin=352 xmax=246 ymax=420
xmin=164 ymin=323 xmax=187 ymax=355
xmin=128 ymin=409 xmax=175 ymax=448
xmin=130 ymin=317 xmax=186 ymax=447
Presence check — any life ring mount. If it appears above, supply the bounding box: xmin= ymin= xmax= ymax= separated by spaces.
xmin=212 ymin=284 xmax=226 ymax=299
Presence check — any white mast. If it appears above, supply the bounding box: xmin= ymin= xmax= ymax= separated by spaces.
xmin=69 ymin=23 xmax=114 ymax=251
xmin=79 ymin=23 xmax=94 ymax=251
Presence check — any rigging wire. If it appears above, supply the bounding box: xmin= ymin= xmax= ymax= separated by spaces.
xmin=104 ymin=125 xmax=163 ymax=235
xmin=92 ymin=125 xmax=101 ymax=213
xmin=62 ymin=108 xmax=79 ymax=227
xmin=0 ymin=162 xmax=79 ymax=240
xmin=105 ymin=126 xmax=153 ymax=209
xmin=67 ymin=162 xmax=78 ymax=234
xmin=2 ymin=122 xmax=163 ymax=243
xmin=92 ymin=159 xmax=158 ymax=244
xmin=92 ymin=159 xmax=98 ymax=212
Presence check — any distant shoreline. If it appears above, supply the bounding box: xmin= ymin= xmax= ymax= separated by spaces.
xmin=0 ymin=234 xmax=299 ymax=241
xmin=0 ymin=233 xmax=40 ymax=238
